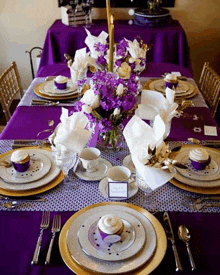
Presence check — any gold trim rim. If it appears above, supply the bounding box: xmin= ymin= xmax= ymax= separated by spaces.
xmin=59 ymin=202 xmax=167 ymax=275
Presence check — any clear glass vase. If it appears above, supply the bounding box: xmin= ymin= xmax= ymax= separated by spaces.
xmin=98 ymin=126 xmax=123 ymax=152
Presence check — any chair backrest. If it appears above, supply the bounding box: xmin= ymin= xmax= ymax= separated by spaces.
xmin=0 ymin=61 xmax=23 ymax=122
xmin=198 ymin=62 xmax=220 ymax=117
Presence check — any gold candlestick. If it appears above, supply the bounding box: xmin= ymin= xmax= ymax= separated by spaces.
xmin=108 ymin=15 xmax=114 ymax=72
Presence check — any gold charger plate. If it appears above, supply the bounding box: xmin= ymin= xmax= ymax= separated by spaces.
xmin=170 ymin=144 xmax=220 ymax=194
xmin=34 ymin=82 xmax=89 ymax=100
xmin=59 ymin=202 xmax=167 ymax=275
xmin=0 ymin=146 xmax=64 ymax=197
xmin=143 ymin=79 xmax=198 ymax=100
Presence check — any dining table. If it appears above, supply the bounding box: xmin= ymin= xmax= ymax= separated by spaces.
xmin=38 ymin=19 xmax=193 ymax=75
xmin=1 ymin=62 xmax=220 ymax=275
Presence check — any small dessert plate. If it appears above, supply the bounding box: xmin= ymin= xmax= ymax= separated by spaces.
xmin=0 ymin=152 xmax=51 ymax=184
xmin=99 ymin=177 xmax=139 ymax=200
xmin=77 ymin=210 xmax=146 ymax=261
xmin=123 ymin=154 xmax=136 ymax=173
xmin=75 ymin=158 xmax=112 ymax=181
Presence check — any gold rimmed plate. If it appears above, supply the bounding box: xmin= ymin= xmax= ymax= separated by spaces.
xmin=59 ymin=202 xmax=167 ymax=275
xmin=170 ymin=144 xmax=220 ymax=194
xmin=0 ymin=147 xmax=64 ymax=196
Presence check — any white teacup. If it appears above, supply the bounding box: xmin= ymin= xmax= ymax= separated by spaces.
xmin=79 ymin=147 xmax=100 ymax=173
xmin=107 ymin=166 xmax=131 ymax=183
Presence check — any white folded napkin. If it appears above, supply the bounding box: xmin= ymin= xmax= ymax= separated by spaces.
xmin=136 ymin=88 xmax=178 ymax=122
xmin=49 ymin=108 xmax=92 ymax=154
xmin=85 ymin=28 xmax=108 ymax=59
xmin=123 ymin=115 xmax=174 ymax=190
xmin=69 ymin=48 xmax=99 ymax=84
xmin=125 ymin=38 xmax=146 ymax=59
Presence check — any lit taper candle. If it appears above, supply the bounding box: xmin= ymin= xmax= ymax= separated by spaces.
xmin=106 ymin=0 xmax=111 ymax=35
xmin=109 ymin=15 xmax=114 ymax=72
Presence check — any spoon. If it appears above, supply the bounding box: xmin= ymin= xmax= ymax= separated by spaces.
xmin=178 ymin=225 xmax=196 ymax=271
xmin=0 ymin=160 xmax=12 ymax=168
xmin=2 ymin=201 xmax=20 ymax=209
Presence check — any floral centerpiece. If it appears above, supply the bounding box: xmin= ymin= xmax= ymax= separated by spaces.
xmin=84 ymin=28 xmax=151 ymax=78
xmin=72 ymin=70 xmax=139 ymax=150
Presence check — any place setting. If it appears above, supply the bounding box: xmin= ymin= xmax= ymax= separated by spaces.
xmin=0 ymin=146 xmax=63 ymax=197
xmin=59 ymin=201 xmax=167 ymax=275
xmin=169 ymin=144 xmax=220 ymax=194
xmin=147 ymin=73 xmax=198 ymax=100
xmin=34 ymin=75 xmax=89 ymax=101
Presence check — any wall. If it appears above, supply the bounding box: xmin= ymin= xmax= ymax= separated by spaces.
xmin=0 ymin=0 xmax=220 ymax=89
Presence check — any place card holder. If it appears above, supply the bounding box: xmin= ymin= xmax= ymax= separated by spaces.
xmin=61 ymin=6 xmax=87 ymax=26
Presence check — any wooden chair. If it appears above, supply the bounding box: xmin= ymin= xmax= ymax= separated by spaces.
xmin=0 ymin=61 xmax=23 ymax=122
xmin=198 ymin=62 xmax=220 ymax=117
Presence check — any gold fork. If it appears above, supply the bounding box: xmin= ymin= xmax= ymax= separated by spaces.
xmin=31 ymin=211 xmax=50 ymax=264
xmin=45 ymin=215 xmax=61 ymax=265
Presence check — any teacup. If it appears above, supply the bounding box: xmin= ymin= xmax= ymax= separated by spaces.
xmin=79 ymin=147 xmax=100 ymax=173
xmin=107 ymin=166 xmax=131 ymax=183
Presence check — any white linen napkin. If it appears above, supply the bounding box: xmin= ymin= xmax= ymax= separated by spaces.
xmin=84 ymin=28 xmax=108 ymax=59
xmin=49 ymin=108 xmax=92 ymax=154
xmin=123 ymin=115 xmax=174 ymax=190
xmin=69 ymin=48 xmax=98 ymax=84
xmin=136 ymin=88 xmax=178 ymax=123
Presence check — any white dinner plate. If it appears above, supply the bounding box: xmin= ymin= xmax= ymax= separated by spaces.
xmin=66 ymin=204 xmax=157 ymax=274
xmin=174 ymin=147 xmax=220 ymax=188
xmin=39 ymin=80 xmax=77 ymax=97
xmin=0 ymin=151 xmax=51 ymax=184
xmin=77 ymin=210 xmax=146 ymax=261
xmin=75 ymin=158 xmax=112 ymax=181
xmin=0 ymin=149 xmax=60 ymax=191
xmin=99 ymin=177 xmax=139 ymax=200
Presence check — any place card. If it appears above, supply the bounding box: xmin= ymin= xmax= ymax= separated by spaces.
xmin=204 ymin=125 xmax=218 ymax=136
xmin=108 ymin=181 xmax=128 ymax=199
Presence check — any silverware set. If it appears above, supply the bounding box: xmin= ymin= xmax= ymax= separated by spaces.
xmin=32 ymin=212 xmax=61 ymax=265
xmin=183 ymin=195 xmax=220 ymax=211
xmin=31 ymin=99 xmax=74 ymax=106
xmin=0 ymin=195 xmax=46 ymax=209
xmin=163 ymin=212 xmax=196 ymax=271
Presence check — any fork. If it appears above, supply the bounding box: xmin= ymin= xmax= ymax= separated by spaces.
xmin=185 ymin=195 xmax=220 ymax=204
xmin=45 ymin=215 xmax=61 ymax=265
xmin=31 ymin=211 xmax=50 ymax=264
xmin=185 ymin=202 xmax=220 ymax=211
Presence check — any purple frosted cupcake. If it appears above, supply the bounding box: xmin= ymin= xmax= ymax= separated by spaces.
xmin=189 ymin=148 xmax=211 ymax=170
xmin=11 ymin=150 xmax=30 ymax=172
xmin=97 ymin=214 xmax=124 ymax=244
xmin=164 ymin=73 xmax=178 ymax=89
xmin=54 ymin=75 xmax=68 ymax=90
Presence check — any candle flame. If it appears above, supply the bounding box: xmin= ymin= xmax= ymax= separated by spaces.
xmin=110 ymin=15 xmax=114 ymax=24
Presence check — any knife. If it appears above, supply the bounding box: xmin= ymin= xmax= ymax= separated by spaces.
xmin=0 ymin=195 xmax=46 ymax=202
xmin=163 ymin=212 xmax=183 ymax=271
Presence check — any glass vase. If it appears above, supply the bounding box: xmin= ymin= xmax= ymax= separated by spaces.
xmin=98 ymin=126 xmax=123 ymax=152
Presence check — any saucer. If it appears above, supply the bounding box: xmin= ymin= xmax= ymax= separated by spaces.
xmin=75 ymin=158 xmax=112 ymax=181
xmin=99 ymin=177 xmax=139 ymax=200
xmin=123 ymin=154 xmax=136 ymax=173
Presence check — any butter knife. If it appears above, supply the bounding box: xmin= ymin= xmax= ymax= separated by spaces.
xmin=163 ymin=212 xmax=183 ymax=271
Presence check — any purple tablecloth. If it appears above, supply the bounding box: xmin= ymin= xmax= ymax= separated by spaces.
xmin=1 ymin=106 xmax=219 ymax=142
xmin=1 ymin=210 xmax=220 ymax=275
xmin=39 ymin=20 xmax=192 ymax=74
xmin=36 ymin=62 xmax=193 ymax=78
